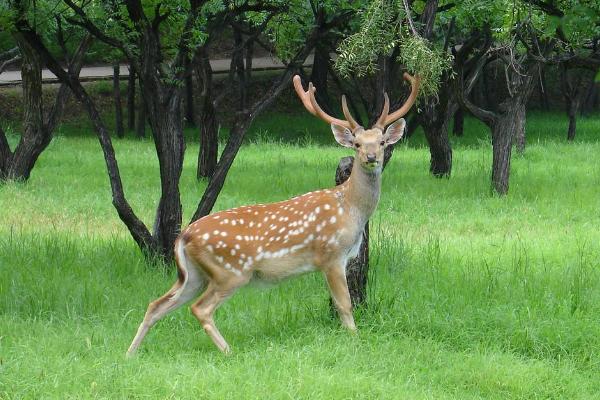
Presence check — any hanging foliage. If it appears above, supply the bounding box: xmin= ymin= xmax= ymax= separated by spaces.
xmin=335 ymin=0 xmax=452 ymax=99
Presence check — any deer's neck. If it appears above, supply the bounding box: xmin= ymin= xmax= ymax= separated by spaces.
xmin=343 ymin=162 xmax=381 ymax=224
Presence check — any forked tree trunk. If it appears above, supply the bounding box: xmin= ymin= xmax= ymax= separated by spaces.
xmin=7 ymin=36 xmax=45 ymax=181
xmin=113 ymin=63 xmax=125 ymax=138
xmin=3 ymin=34 xmax=88 ymax=182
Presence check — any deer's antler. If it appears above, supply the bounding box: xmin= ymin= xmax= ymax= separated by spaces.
xmin=374 ymin=73 xmax=421 ymax=129
xmin=293 ymin=75 xmax=361 ymax=131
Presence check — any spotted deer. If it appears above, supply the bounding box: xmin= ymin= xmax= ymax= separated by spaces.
xmin=126 ymin=72 xmax=420 ymax=355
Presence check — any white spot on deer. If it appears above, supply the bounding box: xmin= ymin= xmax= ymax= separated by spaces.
xmin=240 ymin=219 xmax=244 ymax=224
xmin=206 ymin=245 xmax=213 ymax=252
xmin=213 ymin=230 xmax=220 ymax=235
xmin=216 ymin=256 xmax=224 ymax=263
xmin=330 ymin=216 xmax=337 ymax=224
xmin=222 ymin=219 xmax=229 ymax=224
xmin=235 ymin=235 xmax=242 ymax=240
xmin=234 ymin=244 xmax=240 ymax=250
xmin=220 ymin=232 xmax=227 ymax=237
xmin=231 ymin=249 xmax=236 ymax=256
xmin=257 ymin=246 xmax=263 ymax=253
xmin=249 ymin=221 xmax=254 ymax=227
xmin=202 ymin=233 xmax=210 ymax=240
xmin=315 ymin=207 xmax=321 ymax=214
xmin=231 ymin=220 xmax=237 ymax=226
xmin=257 ymin=223 xmax=262 ymax=228
xmin=278 ymin=227 xmax=286 ymax=234
xmin=338 ymin=208 xmax=344 ymax=216
xmin=324 ymin=204 xmax=331 ymax=210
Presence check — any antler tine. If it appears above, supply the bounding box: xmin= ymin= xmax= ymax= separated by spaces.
xmin=382 ymin=73 xmax=421 ymax=126
xmin=341 ymin=95 xmax=361 ymax=131
xmin=293 ymin=74 xmax=352 ymax=130
xmin=307 ymin=84 xmax=352 ymax=130
xmin=293 ymin=75 xmax=317 ymax=116
xmin=374 ymin=92 xmax=390 ymax=129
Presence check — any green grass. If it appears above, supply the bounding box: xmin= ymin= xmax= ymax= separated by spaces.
xmin=1 ymin=112 xmax=600 ymax=399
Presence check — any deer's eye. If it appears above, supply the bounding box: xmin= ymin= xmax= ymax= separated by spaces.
xmin=354 ymin=143 xmax=361 ymax=148
xmin=380 ymin=141 xmax=385 ymax=146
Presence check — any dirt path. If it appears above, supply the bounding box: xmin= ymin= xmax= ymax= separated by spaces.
xmin=0 ymin=55 xmax=314 ymax=86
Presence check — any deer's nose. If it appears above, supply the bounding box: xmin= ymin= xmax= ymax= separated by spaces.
xmin=367 ymin=154 xmax=376 ymax=163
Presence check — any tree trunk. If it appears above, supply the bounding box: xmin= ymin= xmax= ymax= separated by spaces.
xmin=232 ymin=27 xmax=247 ymax=110
xmin=136 ymin=85 xmax=146 ymax=138
xmin=310 ymin=43 xmax=332 ymax=113
xmin=453 ymin=107 xmax=464 ymax=136
xmin=184 ymin=57 xmax=196 ymax=127
xmin=149 ymin=106 xmax=185 ymax=258
xmin=0 ymin=124 xmax=11 ymax=178
xmin=244 ymin=39 xmax=253 ymax=83
xmin=335 ymin=156 xmax=369 ymax=307
xmin=513 ymin=103 xmax=526 ymax=153
xmin=422 ymin=121 xmax=452 ymax=177
xmin=567 ymin=112 xmax=577 ymax=141
xmin=127 ymin=66 xmax=136 ymax=131
xmin=196 ymin=51 xmax=218 ymax=179
xmin=538 ymin=66 xmax=550 ymax=111
xmin=113 ymin=63 xmax=125 ymax=138
xmin=491 ymin=101 xmax=524 ymax=195
xmin=6 ymin=36 xmax=46 ymax=181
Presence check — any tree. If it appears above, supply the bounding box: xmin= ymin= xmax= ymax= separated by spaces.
xmin=0 ymin=5 xmax=91 ymax=182
xmin=329 ymin=0 xmax=451 ymax=305
xmin=10 ymin=0 xmax=335 ymax=261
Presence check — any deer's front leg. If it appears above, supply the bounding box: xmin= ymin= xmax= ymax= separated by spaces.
xmin=324 ymin=264 xmax=357 ymax=332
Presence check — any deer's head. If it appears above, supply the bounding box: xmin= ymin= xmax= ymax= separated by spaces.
xmin=293 ymin=73 xmax=420 ymax=172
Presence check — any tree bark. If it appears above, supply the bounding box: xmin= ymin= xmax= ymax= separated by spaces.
xmin=127 ymin=66 xmax=136 ymax=131
xmin=422 ymin=118 xmax=453 ymax=176
xmin=184 ymin=57 xmax=196 ymax=127
xmin=490 ymin=105 xmax=522 ymax=195
xmin=310 ymin=43 xmax=332 ymax=113
xmin=0 ymin=124 xmax=11 ymax=178
xmin=196 ymin=50 xmax=218 ymax=179
xmin=6 ymin=35 xmax=45 ymax=181
xmin=113 ymin=63 xmax=125 ymax=138
xmin=561 ymin=65 xmax=593 ymax=141
xmin=136 ymin=83 xmax=146 ymax=138
xmin=452 ymin=107 xmax=464 ymax=136
xmin=513 ymin=102 xmax=526 ymax=153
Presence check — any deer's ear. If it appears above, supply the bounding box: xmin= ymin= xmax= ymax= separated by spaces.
xmin=331 ymin=123 xmax=354 ymax=148
xmin=384 ymin=118 xmax=406 ymax=145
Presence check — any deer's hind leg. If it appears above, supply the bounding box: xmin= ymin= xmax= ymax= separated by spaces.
xmin=127 ymin=240 xmax=206 ymax=356
xmin=189 ymin=256 xmax=250 ymax=354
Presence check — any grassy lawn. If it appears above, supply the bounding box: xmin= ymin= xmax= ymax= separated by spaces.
xmin=1 ymin=112 xmax=600 ymax=399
